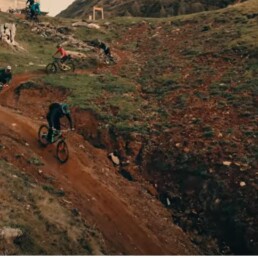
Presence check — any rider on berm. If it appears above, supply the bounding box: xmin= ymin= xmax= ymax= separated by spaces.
xmin=46 ymin=103 xmax=74 ymax=143
xmin=0 ymin=65 xmax=12 ymax=85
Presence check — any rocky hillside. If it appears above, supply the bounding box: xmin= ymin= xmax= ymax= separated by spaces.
xmin=0 ymin=0 xmax=257 ymax=255
xmin=58 ymin=0 xmax=242 ymax=18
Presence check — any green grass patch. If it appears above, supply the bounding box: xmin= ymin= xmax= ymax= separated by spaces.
xmin=42 ymin=185 xmax=65 ymax=197
xmin=43 ymin=73 xmax=149 ymax=133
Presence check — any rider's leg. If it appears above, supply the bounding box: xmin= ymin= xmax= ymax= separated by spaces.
xmin=46 ymin=113 xmax=53 ymax=142
xmin=105 ymin=48 xmax=112 ymax=58
xmin=61 ymin=56 xmax=69 ymax=70
xmin=53 ymin=118 xmax=61 ymax=138
xmin=30 ymin=9 xmax=35 ymax=19
xmin=61 ymin=56 xmax=68 ymax=63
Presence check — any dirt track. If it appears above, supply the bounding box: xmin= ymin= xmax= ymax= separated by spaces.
xmin=0 ymin=74 xmax=199 ymax=255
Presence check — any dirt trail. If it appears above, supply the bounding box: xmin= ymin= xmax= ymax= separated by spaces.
xmin=0 ymin=69 xmax=200 ymax=254
xmin=0 ymin=103 xmax=198 ymax=255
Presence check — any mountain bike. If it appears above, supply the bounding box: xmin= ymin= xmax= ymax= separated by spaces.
xmin=24 ymin=7 xmax=39 ymax=23
xmin=45 ymin=56 xmax=75 ymax=74
xmin=38 ymin=125 xmax=70 ymax=163
xmin=99 ymin=51 xmax=117 ymax=65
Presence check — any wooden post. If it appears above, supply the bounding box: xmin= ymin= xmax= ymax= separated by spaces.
xmin=93 ymin=6 xmax=104 ymax=21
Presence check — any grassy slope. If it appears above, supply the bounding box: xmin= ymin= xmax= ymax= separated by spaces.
xmin=1 ymin=1 xmax=256 ymax=168
xmin=0 ymin=160 xmax=103 ymax=255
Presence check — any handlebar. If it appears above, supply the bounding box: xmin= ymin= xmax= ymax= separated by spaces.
xmin=52 ymin=57 xmax=61 ymax=61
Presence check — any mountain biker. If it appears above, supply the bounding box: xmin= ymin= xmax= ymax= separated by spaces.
xmin=53 ymin=44 xmax=69 ymax=67
xmin=46 ymin=103 xmax=74 ymax=143
xmin=93 ymin=39 xmax=113 ymax=59
xmin=0 ymin=66 xmax=12 ymax=85
xmin=30 ymin=2 xmax=40 ymax=19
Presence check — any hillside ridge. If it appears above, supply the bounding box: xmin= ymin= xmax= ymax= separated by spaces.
xmin=58 ymin=0 xmax=242 ymax=18
xmin=0 ymin=0 xmax=257 ymax=254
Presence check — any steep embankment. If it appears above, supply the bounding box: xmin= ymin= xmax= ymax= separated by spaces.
xmin=0 ymin=75 xmax=199 ymax=255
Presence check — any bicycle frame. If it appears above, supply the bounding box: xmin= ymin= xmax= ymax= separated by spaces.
xmin=51 ymin=129 xmax=70 ymax=144
xmin=53 ymin=57 xmax=73 ymax=71
xmin=38 ymin=125 xmax=71 ymax=163
xmin=98 ymin=51 xmax=116 ymax=65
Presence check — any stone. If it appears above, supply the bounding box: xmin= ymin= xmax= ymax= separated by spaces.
xmin=86 ymin=23 xmax=101 ymax=29
xmin=72 ymin=21 xmax=89 ymax=27
xmin=108 ymin=153 xmax=120 ymax=165
xmin=0 ymin=227 xmax=23 ymax=244
xmin=240 ymin=181 xmax=246 ymax=187
xmin=79 ymin=144 xmax=85 ymax=149
xmin=223 ymin=161 xmax=232 ymax=166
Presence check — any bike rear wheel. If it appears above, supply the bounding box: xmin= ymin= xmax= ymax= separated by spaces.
xmin=66 ymin=61 xmax=75 ymax=72
xmin=108 ymin=55 xmax=117 ymax=65
xmin=38 ymin=125 xmax=49 ymax=146
xmin=56 ymin=139 xmax=69 ymax=163
xmin=46 ymin=63 xmax=57 ymax=74
xmin=104 ymin=55 xmax=117 ymax=65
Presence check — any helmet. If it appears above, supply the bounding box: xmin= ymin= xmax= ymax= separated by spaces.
xmin=95 ymin=39 xmax=101 ymax=46
xmin=56 ymin=44 xmax=61 ymax=48
xmin=6 ymin=65 xmax=11 ymax=71
xmin=61 ymin=103 xmax=70 ymax=115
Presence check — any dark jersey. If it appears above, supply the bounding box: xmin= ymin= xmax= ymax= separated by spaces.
xmin=99 ymin=42 xmax=108 ymax=51
xmin=0 ymin=69 xmax=12 ymax=84
xmin=48 ymin=103 xmax=73 ymax=129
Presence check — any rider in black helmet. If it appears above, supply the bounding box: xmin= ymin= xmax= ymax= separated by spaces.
xmin=46 ymin=103 xmax=74 ymax=143
xmin=0 ymin=65 xmax=12 ymax=85
xmin=92 ymin=39 xmax=112 ymax=58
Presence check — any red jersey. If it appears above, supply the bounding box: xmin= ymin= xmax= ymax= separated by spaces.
xmin=55 ymin=47 xmax=67 ymax=58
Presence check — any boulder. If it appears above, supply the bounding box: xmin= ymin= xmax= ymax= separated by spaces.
xmin=108 ymin=152 xmax=120 ymax=166
xmin=0 ymin=227 xmax=23 ymax=244
xmin=86 ymin=23 xmax=101 ymax=30
xmin=72 ymin=21 xmax=89 ymax=27
xmin=0 ymin=22 xmax=24 ymax=50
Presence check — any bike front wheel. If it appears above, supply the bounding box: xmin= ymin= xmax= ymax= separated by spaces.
xmin=38 ymin=125 xmax=49 ymax=146
xmin=56 ymin=140 xmax=69 ymax=163
xmin=46 ymin=63 xmax=57 ymax=74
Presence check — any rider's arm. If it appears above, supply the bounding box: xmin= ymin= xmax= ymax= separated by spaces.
xmin=4 ymin=73 xmax=12 ymax=84
xmin=49 ymin=111 xmax=57 ymax=130
xmin=7 ymin=73 xmax=12 ymax=83
xmin=53 ymin=49 xmax=59 ymax=57
xmin=66 ymin=113 xmax=74 ymax=129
